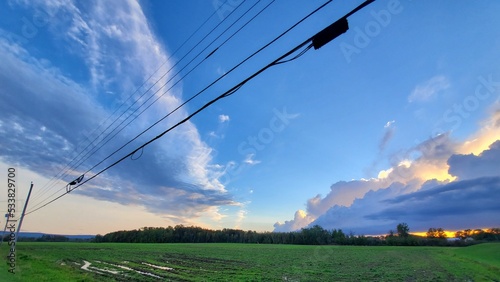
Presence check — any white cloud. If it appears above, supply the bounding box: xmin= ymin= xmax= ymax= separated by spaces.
xmin=377 ymin=167 xmax=393 ymax=179
xmin=274 ymin=110 xmax=500 ymax=233
xmin=278 ymin=136 xmax=500 ymax=233
xmin=359 ymin=176 xmax=500 ymax=233
xmin=243 ymin=154 xmax=261 ymax=165
xmin=0 ymin=0 xmax=240 ymax=227
xmin=274 ymin=210 xmax=314 ymax=232
xmin=408 ymin=75 xmax=450 ymax=102
xmin=218 ymin=114 xmax=230 ymax=123
xmin=457 ymin=105 xmax=500 ymax=155
xmin=384 ymin=120 xmax=395 ymax=128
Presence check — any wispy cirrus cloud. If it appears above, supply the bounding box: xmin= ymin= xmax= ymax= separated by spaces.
xmin=0 ymin=0 xmax=239 ymax=224
xmin=379 ymin=120 xmax=396 ymax=152
xmin=408 ymin=75 xmax=450 ymax=103
xmin=243 ymin=154 xmax=261 ymax=165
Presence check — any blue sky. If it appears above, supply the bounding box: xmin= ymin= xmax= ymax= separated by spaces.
xmin=0 ymin=0 xmax=499 ymax=235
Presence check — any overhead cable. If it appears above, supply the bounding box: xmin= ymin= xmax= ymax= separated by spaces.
xmin=26 ymin=0 xmax=376 ymax=215
xmin=30 ymin=0 xmax=246 ymax=204
xmin=30 ymin=0 xmax=278 ymax=210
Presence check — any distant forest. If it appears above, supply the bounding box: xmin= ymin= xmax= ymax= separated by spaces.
xmin=92 ymin=224 xmax=500 ymax=246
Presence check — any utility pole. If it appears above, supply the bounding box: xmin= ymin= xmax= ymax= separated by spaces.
xmin=15 ymin=182 xmax=33 ymax=244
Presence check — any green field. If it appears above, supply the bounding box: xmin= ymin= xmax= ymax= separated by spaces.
xmin=1 ymin=242 xmax=499 ymax=281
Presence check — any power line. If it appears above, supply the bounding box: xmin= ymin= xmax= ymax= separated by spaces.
xmin=26 ymin=0 xmax=377 ymax=215
xmin=29 ymin=1 xmax=261 ymax=209
xmin=27 ymin=0 xmax=330 ymax=212
xmin=30 ymin=0 xmax=246 ymax=204
xmin=31 ymin=0 xmax=250 ymax=205
xmin=32 ymin=2 xmax=226 ymax=202
xmin=79 ymin=0 xmax=275 ymax=173
xmin=29 ymin=0 xmax=274 ymax=209
xmin=73 ymin=0 xmax=267 ymax=172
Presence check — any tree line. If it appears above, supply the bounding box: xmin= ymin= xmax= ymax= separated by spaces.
xmin=93 ymin=224 xmax=500 ymax=246
xmin=2 ymin=234 xmax=71 ymax=242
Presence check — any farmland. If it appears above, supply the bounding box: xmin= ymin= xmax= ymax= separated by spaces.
xmin=1 ymin=242 xmax=499 ymax=281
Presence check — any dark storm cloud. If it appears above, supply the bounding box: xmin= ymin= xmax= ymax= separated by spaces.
xmin=448 ymin=140 xmax=500 ymax=180
xmin=309 ymin=177 xmax=500 ymax=234
xmin=366 ymin=176 xmax=500 ymax=230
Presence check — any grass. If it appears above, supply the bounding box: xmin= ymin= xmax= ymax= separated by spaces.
xmin=0 ymin=242 xmax=499 ymax=281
